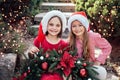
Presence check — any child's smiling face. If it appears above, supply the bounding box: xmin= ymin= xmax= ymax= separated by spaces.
xmin=71 ymin=20 xmax=85 ymax=37
xmin=47 ymin=17 xmax=62 ymax=37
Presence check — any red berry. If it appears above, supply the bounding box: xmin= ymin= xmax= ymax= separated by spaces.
xmin=28 ymin=70 xmax=30 ymax=73
xmin=41 ymin=62 xmax=48 ymax=70
xmin=23 ymin=72 xmax=27 ymax=77
xmin=83 ymin=63 xmax=87 ymax=67
xmin=80 ymin=69 xmax=86 ymax=77
xmin=45 ymin=53 xmax=49 ymax=58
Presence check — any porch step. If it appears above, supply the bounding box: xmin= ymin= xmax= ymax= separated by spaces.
xmin=41 ymin=2 xmax=74 ymax=6
xmin=40 ymin=2 xmax=75 ymax=12
xmin=30 ymin=25 xmax=69 ymax=38
xmin=34 ymin=12 xmax=73 ymax=22
xmin=30 ymin=25 xmax=39 ymax=28
xmin=43 ymin=0 xmax=71 ymax=3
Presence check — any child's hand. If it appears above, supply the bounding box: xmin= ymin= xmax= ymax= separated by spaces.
xmin=29 ymin=46 xmax=40 ymax=54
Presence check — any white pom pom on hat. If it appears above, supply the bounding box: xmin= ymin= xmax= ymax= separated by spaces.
xmin=68 ymin=11 xmax=90 ymax=31
xmin=41 ymin=10 xmax=67 ymax=33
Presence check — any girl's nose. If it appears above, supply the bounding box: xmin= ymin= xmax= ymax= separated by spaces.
xmin=76 ymin=26 xmax=80 ymax=29
xmin=52 ymin=25 xmax=57 ymax=30
xmin=53 ymin=25 xmax=56 ymax=28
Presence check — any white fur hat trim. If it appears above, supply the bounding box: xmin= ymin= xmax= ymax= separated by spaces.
xmin=68 ymin=14 xmax=89 ymax=31
xmin=41 ymin=10 xmax=66 ymax=33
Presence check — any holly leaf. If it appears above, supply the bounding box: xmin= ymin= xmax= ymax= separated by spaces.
xmin=48 ymin=62 xmax=58 ymax=70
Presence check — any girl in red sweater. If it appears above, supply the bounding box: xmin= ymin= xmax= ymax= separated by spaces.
xmin=29 ymin=10 xmax=68 ymax=54
xmin=29 ymin=10 xmax=68 ymax=80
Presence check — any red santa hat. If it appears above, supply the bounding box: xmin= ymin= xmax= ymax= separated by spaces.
xmin=68 ymin=11 xmax=90 ymax=31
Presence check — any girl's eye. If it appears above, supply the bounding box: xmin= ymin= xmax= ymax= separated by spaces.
xmin=79 ymin=25 xmax=83 ymax=27
xmin=49 ymin=23 xmax=53 ymax=26
xmin=72 ymin=25 xmax=76 ymax=27
xmin=56 ymin=24 xmax=60 ymax=27
xmin=72 ymin=25 xmax=83 ymax=27
xmin=72 ymin=25 xmax=83 ymax=28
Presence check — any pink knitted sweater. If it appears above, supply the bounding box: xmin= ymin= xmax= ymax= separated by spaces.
xmin=76 ymin=32 xmax=112 ymax=64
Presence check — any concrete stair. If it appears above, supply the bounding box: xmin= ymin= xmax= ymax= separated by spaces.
xmin=32 ymin=0 xmax=74 ymax=38
xmin=39 ymin=3 xmax=75 ymax=12
xmin=35 ymin=12 xmax=73 ymax=22
xmin=34 ymin=0 xmax=75 ymax=22
xmin=43 ymin=0 xmax=71 ymax=3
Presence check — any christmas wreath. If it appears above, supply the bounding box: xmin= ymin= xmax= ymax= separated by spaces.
xmin=19 ymin=48 xmax=99 ymax=80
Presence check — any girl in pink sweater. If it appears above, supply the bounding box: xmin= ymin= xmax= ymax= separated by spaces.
xmin=67 ymin=11 xmax=112 ymax=80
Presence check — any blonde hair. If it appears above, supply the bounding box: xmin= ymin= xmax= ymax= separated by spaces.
xmin=69 ymin=26 xmax=90 ymax=60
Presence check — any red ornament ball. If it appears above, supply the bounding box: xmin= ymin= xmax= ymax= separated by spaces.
xmin=41 ymin=62 xmax=48 ymax=70
xmin=45 ymin=53 xmax=49 ymax=58
xmin=79 ymin=68 xmax=86 ymax=77
xmin=83 ymin=63 xmax=87 ymax=67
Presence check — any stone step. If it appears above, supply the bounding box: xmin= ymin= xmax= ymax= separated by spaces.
xmin=30 ymin=25 xmax=39 ymax=28
xmin=43 ymin=0 xmax=71 ymax=3
xmin=41 ymin=2 xmax=75 ymax=6
xmin=30 ymin=25 xmax=69 ymax=39
xmin=34 ymin=12 xmax=73 ymax=22
xmin=40 ymin=3 xmax=75 ymax=12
